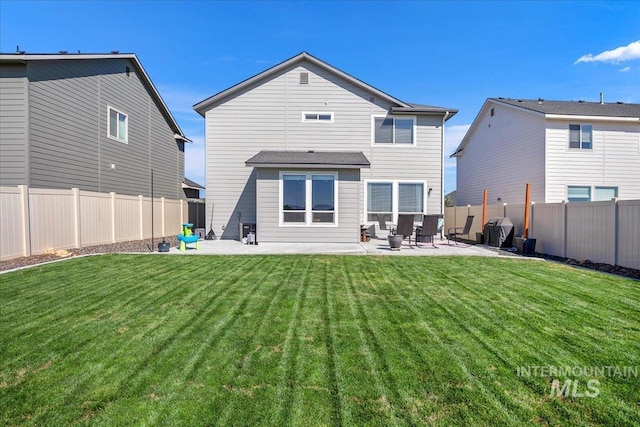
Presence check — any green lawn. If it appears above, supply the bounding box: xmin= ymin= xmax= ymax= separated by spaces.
xmin=1 ymin=255 xmax=638 ymax=426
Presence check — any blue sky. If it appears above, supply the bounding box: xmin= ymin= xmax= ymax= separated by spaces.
xmin=1 ymin=1 xmax=639 ymax=194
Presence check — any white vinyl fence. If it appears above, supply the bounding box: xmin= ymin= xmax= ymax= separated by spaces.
xmin=445 ymin=199 xmax=640 ymax=270
xmin=1 ymin=186 xmax=188 ymax=261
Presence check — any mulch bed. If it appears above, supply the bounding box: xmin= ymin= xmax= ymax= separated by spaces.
xmin=0 ymin=236 xmax=179 ymax=272
xmin=533 ymin=253 xmax=640 ymax=281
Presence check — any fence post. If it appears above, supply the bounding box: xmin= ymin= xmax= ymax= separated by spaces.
xmin=18 ymin=185 xmax=31 ymax=257
xmin=139 ymin=195 xmax=144 ymax=240
xmin=161 ymin=197 xmax=166 ymax=238
xmin=72 ymin=188 xmax=81 ymax=249
xmin=613 ymin=198 xmax=619 ymax=266
xmin=529 ymin=202 xmax=535 ymax=237
xmin=562 ymin=201 xmax=568 ymax=258
xmin=110 ymin=192 xmax=117 ymax=243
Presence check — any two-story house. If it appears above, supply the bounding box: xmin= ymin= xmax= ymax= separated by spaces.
xmin=194 ymin=52 xmax=456 ymax=243
xmin=453 ymin=98 xmax=640 ymax=206
xmin=0 ymin=52 xmax=190 ymax=199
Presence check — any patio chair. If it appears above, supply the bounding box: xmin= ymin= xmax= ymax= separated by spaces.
xmin=396 ymin=214 xmax=416 ymax=246
xmin=447 ymin=215 xmax=474 ymax=245
xmin=376 ymin=214 xmax=396 ymax=234
xmin=416 ymin=214 xmax=441 ymax=248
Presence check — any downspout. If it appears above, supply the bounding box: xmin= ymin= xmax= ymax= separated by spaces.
xmin=441 ymin=111 xmax=450 ymax=215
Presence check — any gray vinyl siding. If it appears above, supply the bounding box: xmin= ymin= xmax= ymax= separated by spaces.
xmin=205 ymin=59 xmax=444 ymax=239
xmin=26 ymin=59 xmax=182 ymax=199
xmin=456 ymin=102 xmax=546 ymax=205
xmin=0 ymin=64 xmax=28 ymax=186
xmin=256 ymin=168 xmax=360 ymax=243
xmin=546 ymin=120 xmax=640 ymax=202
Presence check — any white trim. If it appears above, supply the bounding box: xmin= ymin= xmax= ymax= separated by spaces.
xmin=371 ymin=115 xmax=417 ymax=146
xmin=279 ymin=171 xmax=339 ymax=227
xmin=107 ymin=105 xmax=128 ymax=144
xmin=547 ymin=114 xmax=640 ymax=123
xmin=363 ymin=179 xmax=427 ymax=225
xmin=301 ymin=112 xmax=334 ymax=123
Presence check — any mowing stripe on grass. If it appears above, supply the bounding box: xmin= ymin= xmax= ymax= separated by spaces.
xmin=274 ymin=257 xmax=312 ymax=425
xmin=341 ymin=258 xmax=409 ymax=425
xmin=321 ymin=260 xmax=343 ymax=427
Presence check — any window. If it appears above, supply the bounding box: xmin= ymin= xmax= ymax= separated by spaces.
xmin=367 ymin=182 xmax=393 ymax=222
xmin=281 ymin=172 xmax=337 ymax=225
xmin=282 ymin=174 xmax=306 ymax=223
xmin=373 ymin=116 xmax=415 ymax=144
xmin=398 ymin=183 xmax=424 ymax=222
xmin=568 ymin=186 xmax=619 ymax=202
xmin=567 ymin=186 xmax=591 ymax=202
xmin=366 ymin=181 xmax=425 ymax=222
xmin=569 ymin=124 xmax=592 ymax=149
xmin=594 ymin=186 xmax=618 ymax=201
xmin=302 ymin=112 xmax=333 ymax=123
xmin=300 ymin=72 xmax=309 ymax=84
xmin=108 ymin=107 xmax=128 ymax=143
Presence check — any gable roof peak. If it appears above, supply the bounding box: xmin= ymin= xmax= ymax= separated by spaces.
xmin=193 ymin=52 xmax=414 ymax=115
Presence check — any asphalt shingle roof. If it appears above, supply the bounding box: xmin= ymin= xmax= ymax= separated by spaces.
xmin=492 ymin=98 xmax=640 ymax=118
xmin=246 ymin=151 xmax=370 ymax=167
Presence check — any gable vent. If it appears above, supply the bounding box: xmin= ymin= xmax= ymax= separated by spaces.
xmin=300 ymin=72 xmax=309 ymax=85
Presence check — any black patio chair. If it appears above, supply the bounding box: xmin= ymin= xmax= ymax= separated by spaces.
xmin=396 ymin=214 xmax=416 ymax=246
xmin=416 ymin=214 xmax=441 ymax=248
xmin=376 ymin=214 xmax=396 ymax=234
xmin=447 ymin=215 xmax=474 ymax=245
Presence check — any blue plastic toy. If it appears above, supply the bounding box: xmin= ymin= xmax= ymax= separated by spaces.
xmin=177 ymin=223 xmax=199 ymax=251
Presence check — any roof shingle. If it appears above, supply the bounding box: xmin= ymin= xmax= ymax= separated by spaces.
xmin=492 ymin=98 xmax=640 ymax=118
xmin=246 ymin=150 xmax=370 ymax=168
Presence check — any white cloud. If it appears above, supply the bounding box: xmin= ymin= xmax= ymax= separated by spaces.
xmin=575 ymin=40 xmax=640 ymax=64
xmin=619 ymin=66 xmax=631 ymax=72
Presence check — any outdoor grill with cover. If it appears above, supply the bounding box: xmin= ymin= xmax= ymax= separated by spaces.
xmin=483 ymin=217 xmax=514 ymax=248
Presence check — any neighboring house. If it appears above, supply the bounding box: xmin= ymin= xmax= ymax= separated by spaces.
xmin=183 ymin=177 xmax=204 ymax=200
xmin=194 ymin=52 xmax=456 ymax=242
xmin=453 ymin=98 xmax=640 ymax=206
xmin=183 ymin=177 xmax=206 ymax=230
xmin=444 ymin=190 xmax=456 ymax=207
xmin=0 ymin=52 xmax=190 ymax=199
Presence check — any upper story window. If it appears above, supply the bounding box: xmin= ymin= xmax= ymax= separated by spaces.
xmin=569 ymin=124 xmax=592 ymax=149
xmin=373 ymin=116 xmax=415 ymax=145
xmin=302 ymin=112 xmax=334 ymax=123
xmin=108 ymin=107 xmax=128 ymax=143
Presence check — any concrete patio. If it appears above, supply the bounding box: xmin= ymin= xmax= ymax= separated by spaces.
xmin=166 ymin=236 xmax=519 ymax=257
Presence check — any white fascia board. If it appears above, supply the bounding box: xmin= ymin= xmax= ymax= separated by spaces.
xmin=545 ymin=114 xmax=640 ymax=122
